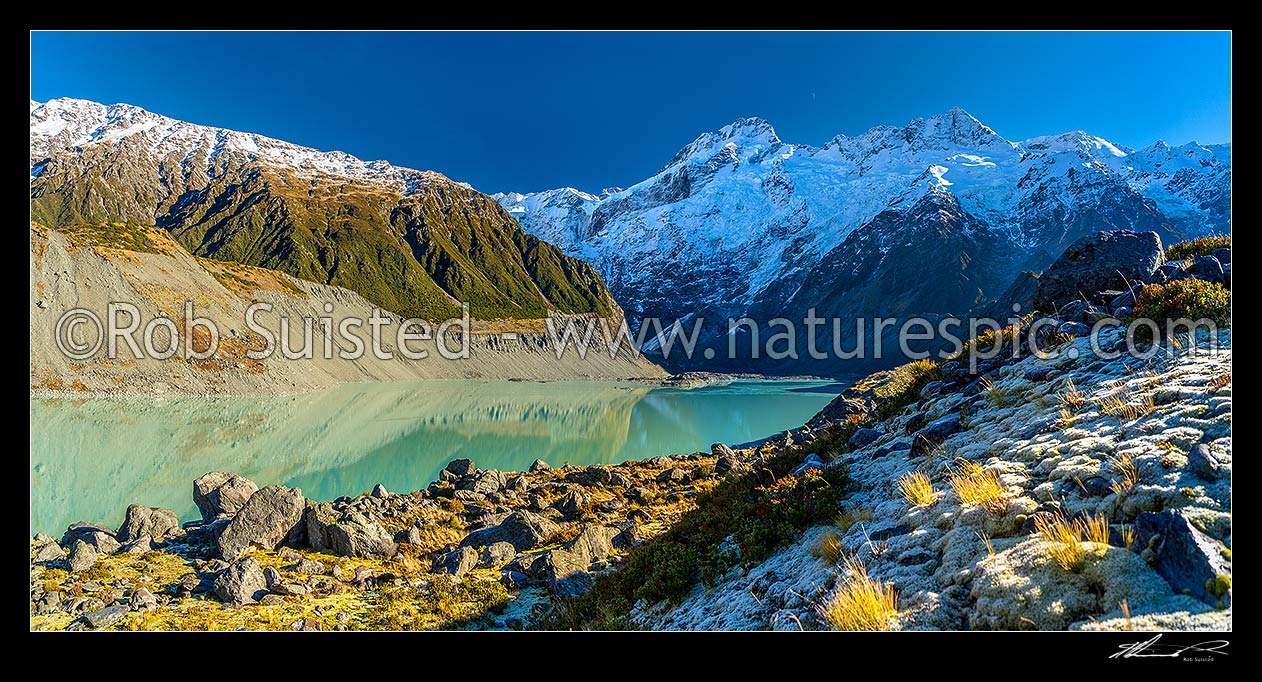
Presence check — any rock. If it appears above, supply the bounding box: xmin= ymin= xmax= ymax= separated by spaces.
xmin=73 ymin=604 xmax=128 ymax=630
xmin=565 ymin=466 xmax=612 ymax=487
xmin=710 ymin=442 xmax=737 ymax=459
xmin=1211 ymin=247 xmax=1230 ymax=265
xmin=445 ymin=458 xmax=477 ymax=478
xmin=435 ymin=546 xmax=479 ymax=577
xmin=896 ymin=548 xmax=936 ymax=566
xmin=68 ymin=540 xmax=97 ymax=572
xmin=192 ymin=472 xmax=259 ymax=520
xmin=213 ymin=556 xmax=269 ymax=605
xmin=453 ymin=490 xmax=488 ymax=504
xmin=294 ymin=558 xmax=326 ymax=575
xmin=807 ymin=396 xmax=869 ymax=429
xmin=1134 ymin=510 xmax=1231 ymax=607
xmin=916 ymin=413 xmax=961 ymax=444
xmin=1187 ymin=255 xmax=1225 ymax=284
xmin=647 ymin=456 xmax=674 ymax=468
xmin=1110 ymin=285 xmax=1143 ymax=311
xmin=1056 ymin=321 xmax=1091 ymax=337
xmin=627 ymin=486 xmax=654 ymax=504
xmin=116 ymin=505 xmax=180 ymax=544
xmin=305 ymin=506 xmax=397 ymax=558
xmin=714 ymin=456 xmax=743 ymax=476
xmin=871 ymin=440 xmax=912 ymax=460
xmin=263 ymin=566 xmax=283 ymax=590
xmin=1059 ymin=299 xmax=1091 ymax=323
xmin=542 ymin=549 xmax=593 ymax=597
xmin=568 ymin=526 xmax=619 ymax=563
xmin=790 ymin=453 xmax=825 ymax=477
xmin=554 ymin=489 xmax=591 ymax=519
xmin=506 ymin=552 xmax=546 ymax=578
xmin=216 ymin=485 xmax=306 ymax=560
xmin=397 ymin=526 xmax=425 ymax=546
xmin=290 ymin=618 xmax=322 ymax=631
xmin=81 ymin=530 xmax=122 ymax=555
xmin=1187 ymin=444 xmax=1223 ymax=482
xmin=1032 ymin=230 xmax=1164 ymax=311
xmin=180 ymin=518 xmax=230 ymax=545
xmin=848 ymin=427 xmax=882 ymax=448
xmin=270 ymin=582 xmax=308 ymax=597
xmin=460 ymin=510 xmax=562 ymax=552
xmin=529 ymin=459 xmax=551 ymax=472
xmin=259 ymin=594 xmax=286 ymax=606
xmin=34 ymin=540 xmax=66 ymax=562
xmin=468 ymin=470 xmax=507 ymax=494
xmin=1080 ymin=476 xmax=1112 ymax=497
xmin=480 ymin=541 xmax=516 ymax=568
xmin=656 ymin=467 xmax=690 ymax=483
xmin=1023 ymin=366 xmax=1057 ymax=382
xmin=501 ymin=569 xmax=530 ymax=591
xmin=61 ymin=521 xmax=115 ymax=548
xmin=371 ymin=483 xmax=389 ymax=498
xmin=129 ymin=587 xmax=158 ymax=611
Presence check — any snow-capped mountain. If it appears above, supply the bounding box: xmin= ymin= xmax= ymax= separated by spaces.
xmin=497 ymin=108 xmax=1230 ymax=372
xmin=30 ymin=98 xmax=618 ymax=324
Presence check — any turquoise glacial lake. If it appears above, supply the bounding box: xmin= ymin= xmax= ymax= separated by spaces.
xmin=30 ymin=379 xmax=842 ymax=535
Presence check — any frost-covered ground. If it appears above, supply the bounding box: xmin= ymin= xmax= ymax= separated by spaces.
xmin=635 ymin=330 xmax=1232 ymax=630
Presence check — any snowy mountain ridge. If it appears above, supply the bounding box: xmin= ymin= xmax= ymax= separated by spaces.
xmin=494 ymin=108 xmax=1230 ymax=371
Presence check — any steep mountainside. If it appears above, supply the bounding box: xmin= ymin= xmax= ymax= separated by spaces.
xmin=498 ymin=109 xmax=1230 ymax=372
xmin=30 ymin=98 xmax=612 ymax=322
xmin=30 ymin=222 xmax=664 ymax=396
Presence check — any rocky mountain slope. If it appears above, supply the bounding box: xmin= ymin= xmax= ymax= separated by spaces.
xmin=498 ymin=109 xmax=1230 ymax=372
xmin=30 ymin=222 xmax=664 ymax=396
xmin=30 ymin=98 xmax=613 ymax=323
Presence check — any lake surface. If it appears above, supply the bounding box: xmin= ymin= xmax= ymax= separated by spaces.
xmin=30 ymin=379 xmax=842 ymax=535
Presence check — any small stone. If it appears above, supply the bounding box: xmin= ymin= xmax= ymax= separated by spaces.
xmin=34 ymin=540 xmax=66 ymax=562
xmin=656 ymin=467 xmax=689 ymax=483
xmin=848 ymin=428 xmax=882 ymax=448
xmin=263 ymin=566 xmax=283 ymax=589
xmin=294 ymin=558 xmax=326 ymax=575
xmin=1187 ymin=444 xmax=1223 ymax=483
xmin=130 ymin=587 xmax=158 ymax=611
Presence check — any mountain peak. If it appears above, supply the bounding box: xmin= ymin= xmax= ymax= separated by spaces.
xmin=664 ymin=117 xmax=783 ymax=169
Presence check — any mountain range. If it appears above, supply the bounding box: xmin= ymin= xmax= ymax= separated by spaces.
xmin=30 ymin=99 xmax=1230 ymax=375
xmin=496 ymin=108 xmax=1230 ymax=371
xmin=30 ymin=98 xmax=614 ymax=323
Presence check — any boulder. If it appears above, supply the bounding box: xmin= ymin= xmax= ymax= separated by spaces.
xmin=1056 ymin=321 xmax=1091 ymax=337
xmin=1187 ymin=444 xmax=1224 ymax=483
xmin=468 ymin=470 xmax=507 ymax=495
xmin=528 ymin=459 xmax=551 ymax=472
xmin=656 ymin=467 xmax=689 ymax=484
xmin=68 ymin=539 xmax=97 ymax=573
xmin=371 ymin=483 xmax=389 ymax=498
xmin=480 ymin=541 xmax=517 ymax=568
xmin=130 ymin=587 xmax=158 ymax=611
xmin=117 ymin=504 xmax=180 ymax=544
xmin=72 ymin=604 xmax=128 ymax=630
xmin=294 ymin=558 xmax=326 ymax=575
xmin=567 ymin=525 xmax=619 ymax=564
xmin=304 ymin=505 xmax=397 ymax=558
xmin=554 ymin=489 xmax=591 ymax=519
xmin=213 ymin=556 xmax=268 ymax=605
xmin=216 ymin=485 xmax=306 ymax=560
xmin=263 ymin=566 xmax=283 ymax=590
xmin=543 ymin=549 xmax=593 ymax=597
xmin=849 ymin=428 xmax=882 ymax=449
xmin=445 ymin=459 xmax=477 ymax=478
xmin=790 ymin=453 xmax=825 ymax=477
xmin=460 ymin=510 xmax=561 ymax=552
xmin=710 ymin=443 xmax=737 ymax=459
xmin=1211 ymin=247 xmax=1231 ymax=265
xmin=1134 ymin=510 xmax=1231 ymax=607
xmin=1032 ymin=230 xmax=1164 ymax=311
xmin=192 ymin=472 xmax=259 ymax=520
xmin=34 ymin=540 xmax=66 ymax=562
xmin=565 ymin=466 xmax=612 ymax=487
xmin=61 ymin=521 xmax=114 ymax=548
xmin=918 ymin=413 xmax=962 ymax=443
xmin=84 ymin=531 xmax=122 ymax=555
xmin=714 ymin=455 xmax=743 ymax=476
xmin=1186 ymin=255 xmax=1225 ymax=284
xmin=435 ymin=547 xmax=479 ymax=577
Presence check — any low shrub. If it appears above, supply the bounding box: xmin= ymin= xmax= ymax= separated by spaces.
xmin=1131 ymin=279 xmax=1230 ymax=342
xmin=1166 ymin=236 xmax=1230 ymax=261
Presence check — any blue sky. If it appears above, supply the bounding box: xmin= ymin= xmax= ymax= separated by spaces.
xmin=31 ymin=31 xmax=1231 ymax=195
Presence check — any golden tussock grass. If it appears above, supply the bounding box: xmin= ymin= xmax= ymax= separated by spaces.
xmin=818 ymin=556 xmax=899 ymax=631
xmin=897 ymin=471 xmax=936 ymax=507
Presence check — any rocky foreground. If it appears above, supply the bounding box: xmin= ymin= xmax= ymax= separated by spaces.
xmin=30 ymin=449 xmax=753 ymax=631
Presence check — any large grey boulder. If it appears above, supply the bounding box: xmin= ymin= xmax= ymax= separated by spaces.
xmin=1134 ymin=510 xmax=1231 ymax=607
xmin=460 ymin=510 xmax=561 ymax=552
xmin=193 ymin=472 xmax=259 ymax=521
xmin=304 ymin=505 xmax=397 ymax=558
xmin=1032 ymin=230 xmax=1165 ymax=311
xmin=67 ymin=539 xmax=97 ymax=572
xmin=213 ymin=556 xmax=268 ymax=605
xmin=434 ymin=547 xmax=479 ymax=576
xmin=216 ymin=485 xmax=306 ymax=560
xmin=445 ymin=459 xmax=477 ymax=478
xmin=116 ymin=505 xmax=180 ymax=544
xmin=61 ymin=521 xmax=115 ymax=548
